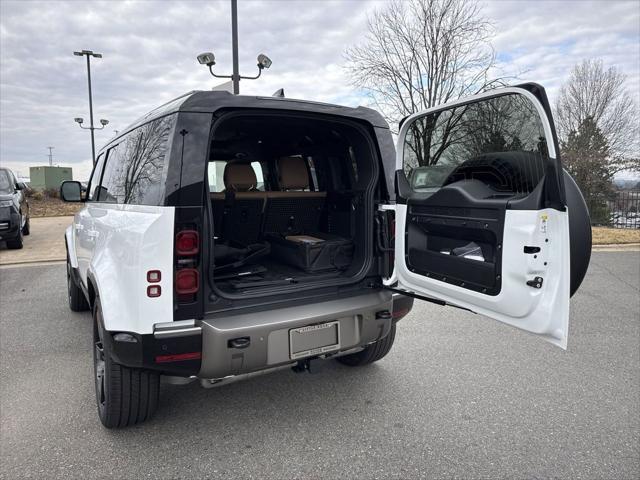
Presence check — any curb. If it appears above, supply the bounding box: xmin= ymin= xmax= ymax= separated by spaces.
xmin=0 ymin=259 xmax=66 ymax=269
xmin=592 ymin=243 xmax=640 ymax=252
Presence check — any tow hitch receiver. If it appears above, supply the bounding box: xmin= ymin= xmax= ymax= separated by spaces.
xmin=291 ymin=358 xmax=320 ymax=374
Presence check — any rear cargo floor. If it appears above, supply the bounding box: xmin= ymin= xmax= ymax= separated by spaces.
xmin=214 ymin=258 xmax=345 ymax=293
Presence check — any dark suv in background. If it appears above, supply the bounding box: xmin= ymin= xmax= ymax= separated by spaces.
xmin=0 ymin=167 xmax=30 ymax=249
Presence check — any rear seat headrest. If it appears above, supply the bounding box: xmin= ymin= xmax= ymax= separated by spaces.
xmin=278 ymin=156 xmax=310 ymax=190
xmin=224 ymin=163 xmax=257 ymax=192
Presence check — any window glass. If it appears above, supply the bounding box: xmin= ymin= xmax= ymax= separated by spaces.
xmin=403 ymin=93 xmax=548 ymax=195
xmin=208 ymin=160 xmax=264 ymax=192
xmin=0 ymin=169 xmax=13 ymax=194
xmin=87 ymin=153 xmax=106 ymax=201
xmin=98 ymin=114 xmax=176 ymax=205
xmin=307 ymin=157 xmax=319 ymax=191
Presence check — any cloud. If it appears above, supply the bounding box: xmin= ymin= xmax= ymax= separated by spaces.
xmin=0 ymin=0 xmax=638 ymax=181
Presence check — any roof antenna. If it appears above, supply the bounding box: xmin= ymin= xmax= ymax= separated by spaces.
xmin=272 ymin=88 xmax=285 ymax=98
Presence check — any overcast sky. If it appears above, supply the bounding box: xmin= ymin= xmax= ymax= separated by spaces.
xmin=1 ymin=0 xmax=638 ymax=180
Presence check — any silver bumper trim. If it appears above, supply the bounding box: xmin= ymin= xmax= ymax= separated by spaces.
xmin=153 ymin=319 xmax=202 ymax=339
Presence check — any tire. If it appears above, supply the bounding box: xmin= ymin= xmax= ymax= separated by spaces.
xmin=67 ymin=256 xmax=89 ymax=312
xmin=93 ymin=299 xmax=160 ymax=428
xmin=22 ymin=216 xmax=30 ymax=236
xmin=6 ymin=226 xmax=23 ymax=249
xmin=337 ymin=324 xmax=397 ymax=367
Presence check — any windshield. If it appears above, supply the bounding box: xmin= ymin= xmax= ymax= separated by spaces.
xmin=0 ymin=170 xmax=14 ymax=194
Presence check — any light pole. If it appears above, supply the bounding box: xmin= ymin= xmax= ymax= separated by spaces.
xmin=73 ymin=49 xmax=107 ymax=165
xmin=196 ymin=0 xmax=272 ymax=94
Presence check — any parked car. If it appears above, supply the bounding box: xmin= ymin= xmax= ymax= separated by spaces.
xmin=61 ymin=83 xmax=592 ymax=428
xmin=0 ymin=167 xmax=30 ymax=249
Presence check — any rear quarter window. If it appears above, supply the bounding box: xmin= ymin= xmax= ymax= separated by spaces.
xmin=98 ymin=114 xmax=177 ymax=205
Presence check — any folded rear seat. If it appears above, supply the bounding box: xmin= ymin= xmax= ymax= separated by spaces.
xmin=211 ymin=163 xmax=269 ymax=270
xmin=264 ymin=157 xmax=353 ymax=272
xmin=263 ymin=156 xmax=326 ymax=234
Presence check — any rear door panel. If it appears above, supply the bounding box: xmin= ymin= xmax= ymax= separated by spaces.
xmin=392 ymin=85 xmax=572 ymax=348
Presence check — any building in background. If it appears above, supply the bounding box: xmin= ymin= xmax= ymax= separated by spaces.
xmin=29 ymin=166 xmax=72 ymax=191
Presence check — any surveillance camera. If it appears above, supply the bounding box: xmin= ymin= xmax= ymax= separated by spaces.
xmin=197 ymin=52 xmax=216 ymax=67
xmin=100 ymin=119 xmax=109 ymax=126
xmin=74 ymin=117 xmax=84 ymax=124
xmin=257 ymin=53 xmax=272 ymax=69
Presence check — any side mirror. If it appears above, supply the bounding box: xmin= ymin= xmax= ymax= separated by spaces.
xmin=60 ymin=181 xmax=83 ymax=202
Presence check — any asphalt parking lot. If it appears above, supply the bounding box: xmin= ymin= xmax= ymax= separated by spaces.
xmin=1 ymin=251 xmax=638 ymax=479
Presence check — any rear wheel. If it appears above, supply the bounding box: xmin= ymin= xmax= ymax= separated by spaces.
xmin=22 ymin=215 xmax=30 ymax=235
xmin=337 ymin=324 xmax=397 ymax=366
xmin=93 ymin=299 xmax=160 ymax=428
xmin=67 ymin=256 xmax=89 ymax=312
xmin=6 ymin=225 xmax=23 ymax=249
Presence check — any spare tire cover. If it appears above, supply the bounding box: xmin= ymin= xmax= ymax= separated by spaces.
xmin=564 ymin=170 xmax=592 ymax=297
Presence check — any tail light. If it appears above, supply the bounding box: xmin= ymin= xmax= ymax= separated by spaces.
xmin=176 ymin=230 xmax=199 ymax=256
xmin=176 ymin=268 xmax=199 ymax=294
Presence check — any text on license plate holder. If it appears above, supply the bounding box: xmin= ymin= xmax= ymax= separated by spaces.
xmin=289 ymin=321 xmax=340 ymax=360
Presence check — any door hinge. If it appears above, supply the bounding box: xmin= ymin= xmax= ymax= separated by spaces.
xmin=369 ymin=283 xmax=472 ymax=312
xmin=526 ymin=277 xmax=543 ymax=288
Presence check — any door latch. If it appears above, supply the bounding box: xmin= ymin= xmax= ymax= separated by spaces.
xmin=526 ymin=277 xmax=543 ymax=289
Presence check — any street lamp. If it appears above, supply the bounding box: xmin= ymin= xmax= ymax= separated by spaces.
xmin=198 ymin=51 xmax=272 ymax=90
xmin=196 ymin=0 xmax=272 ymax=94
xmin=73 ymin=49 xmax=106 ymax=165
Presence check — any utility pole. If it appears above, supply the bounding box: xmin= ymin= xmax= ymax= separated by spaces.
xmin=231 ymin=0 xmax=240 ymax=94
xmin=47 ymin=146 xmax=54 ymax=166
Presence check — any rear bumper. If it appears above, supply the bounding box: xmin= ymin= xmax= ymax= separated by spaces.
xmin=391 ymin=293 xmax=414 ymax=322
xmin=198 ymin=290 xmax=393 ymax=378
xmin=0 ymin=211 xmax=20 ymax=240
xmin=109 ymin=289 xmax=413 ymax=379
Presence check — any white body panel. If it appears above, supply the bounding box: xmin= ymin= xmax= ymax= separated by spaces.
xmin=70 ymin=203 xmax=175 ymax=334
xmin=392 ymin=204 xmax=570 ymax=348
xmin=392 ymin=86 xmax=572 ymax=348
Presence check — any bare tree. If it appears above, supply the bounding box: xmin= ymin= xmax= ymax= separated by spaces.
xmin=345 ymin=0 xmax=504 ymax=133
xmin=107 ymin=117 xmax=172 ymax=204
xmin=555 ymin=59 xmax=639 ymax=173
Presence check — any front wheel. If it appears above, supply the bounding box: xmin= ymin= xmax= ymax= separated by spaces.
xmin=6 ymin=226 xmax=23 ymax=249
xmin=93 ymin=299 xmax=160 ymax=428
xmin=336 ymin=324 xmax=397 ymax=366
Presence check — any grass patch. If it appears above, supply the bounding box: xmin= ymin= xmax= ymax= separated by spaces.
xmin=29 ymin=197 xmax=83 ymax=217
xmin=592 ymin=227 xmax=640 ymax=245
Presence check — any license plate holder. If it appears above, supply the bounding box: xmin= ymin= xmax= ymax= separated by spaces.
xmin=289 ymin=321 xmax=340 ymax=360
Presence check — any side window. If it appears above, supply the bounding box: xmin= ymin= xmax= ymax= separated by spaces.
xmin=87 ymin=153 xmax=106 ymax=201
xmin=208 ymin=160 xmax=227 ymax=192
xmin=251 ymin=161 xmax=265 ymax=191
xmin=97 ymin=114 xmax=176 ymax=205
xmin=306 ymin=157 xmax=320 ymax=191
xmin=208 ymin=160 xmax=264 ymax=192
xmin=403 ymin=93 xmax=548 ymax=195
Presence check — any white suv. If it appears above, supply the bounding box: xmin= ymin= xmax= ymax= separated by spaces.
xmin=61 ymin=84 xmax=592 ymax=428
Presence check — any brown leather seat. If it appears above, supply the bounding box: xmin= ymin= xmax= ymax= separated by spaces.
xmin=263 ymin=157 xmax=326 ymax=234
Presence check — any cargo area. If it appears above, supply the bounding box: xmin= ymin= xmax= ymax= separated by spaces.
xmin=207 ymin=111 xmax=378 ymax=296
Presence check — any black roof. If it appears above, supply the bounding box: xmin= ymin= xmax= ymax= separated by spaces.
xmin=105 ymin=91 xmax=389 ymax=150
